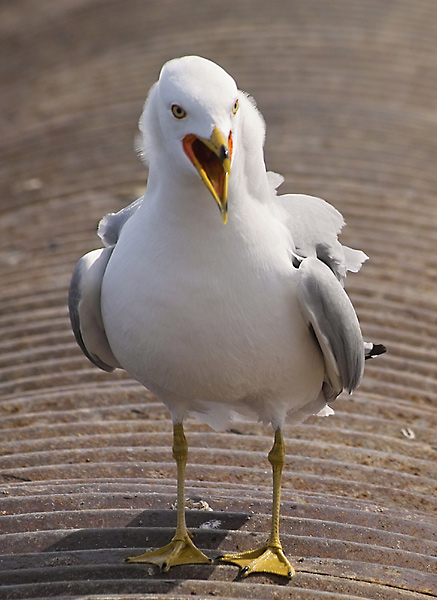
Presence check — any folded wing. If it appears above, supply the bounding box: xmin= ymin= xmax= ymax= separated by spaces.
xmin=68 ymin=247 xmax=120 ymax=372
xmin=297 ymin=257 xmax=365 ymax=402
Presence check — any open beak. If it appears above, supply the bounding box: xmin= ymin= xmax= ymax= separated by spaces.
xmin=183 ymin=126 xmax=232 ymax=224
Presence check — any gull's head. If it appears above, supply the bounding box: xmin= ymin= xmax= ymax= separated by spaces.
xmin=141 ymin=56 xmax=240 ymax=224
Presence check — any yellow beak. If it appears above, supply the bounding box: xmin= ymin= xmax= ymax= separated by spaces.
xmin=183 ymin=126 xmax=232 ymax=224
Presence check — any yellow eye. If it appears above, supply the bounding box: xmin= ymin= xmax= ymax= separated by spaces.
xmin=171 ymin=104 xmax=186 ymax=119
xmin=232 ymin=99 xmax=239 ymax=115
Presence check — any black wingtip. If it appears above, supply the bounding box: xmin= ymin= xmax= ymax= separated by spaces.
xmin=365 ymin=343 xmax=387 ymax=360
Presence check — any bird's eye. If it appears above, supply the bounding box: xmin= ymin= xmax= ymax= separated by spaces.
xmin=171 ymin=104 xmax=186 ymax=119
xmin=232 ymin=99 xmax=239 ymax=115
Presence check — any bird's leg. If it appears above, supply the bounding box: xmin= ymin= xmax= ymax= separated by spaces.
xmin=127 ymin=422 xmax=212 ymax=571
xmin=219 ymin=428 xmax=294 ymax=578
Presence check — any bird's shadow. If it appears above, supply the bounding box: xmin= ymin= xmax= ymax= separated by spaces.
xmin=43 ymin=509 xmax=247 ymax=553
xmin=41 ymin=510 xmax=290 ymax=585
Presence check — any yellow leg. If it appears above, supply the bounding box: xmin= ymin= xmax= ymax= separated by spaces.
xmin=219 ymin=428 xmax=294 ymax=579
xmin=127 ymin=423 xmax=212 ymax=572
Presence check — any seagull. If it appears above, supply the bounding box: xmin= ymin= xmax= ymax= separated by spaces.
xmin=69 ymin=55 xmax=386 ymax=579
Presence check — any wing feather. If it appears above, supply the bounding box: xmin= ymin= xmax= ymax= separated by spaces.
xmin=269 ymin=182 xmax=368 ymax=280
xmin=98 ymin=196 xmax=143 ymax=247
xmin=297 ymin=257 xmax=365 ymax=401
xmin=68 ymin=248 xmax=120 ymax=372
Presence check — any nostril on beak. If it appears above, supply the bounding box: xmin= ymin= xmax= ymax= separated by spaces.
xmin=220 ymin=145 xmax=230 ymax=162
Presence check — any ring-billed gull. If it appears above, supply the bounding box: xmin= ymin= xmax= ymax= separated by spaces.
xmin=69 ymin=55 xmax=386 ymax=578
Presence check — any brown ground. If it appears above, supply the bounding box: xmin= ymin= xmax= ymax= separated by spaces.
xmin=0 ymin=1 xmax=436 ymax=598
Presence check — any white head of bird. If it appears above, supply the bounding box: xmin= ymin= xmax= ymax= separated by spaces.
xmin=138 ymin=55 xmax=266 ymax=224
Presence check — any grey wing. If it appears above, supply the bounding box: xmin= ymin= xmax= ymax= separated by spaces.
xmin=97 ymin=196 xmax=143 ymax=247
xmin=68 ymin=247 xmax=121 ymax=372
xmin=297 ymin=257 xmax=365 ymax=402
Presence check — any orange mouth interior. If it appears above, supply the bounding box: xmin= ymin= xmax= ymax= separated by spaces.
xmin=183 ymin=132 xmax=232 ymax=202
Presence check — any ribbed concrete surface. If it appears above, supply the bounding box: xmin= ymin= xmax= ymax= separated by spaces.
xmin=0 ymin=1 xmax=436 ymax=599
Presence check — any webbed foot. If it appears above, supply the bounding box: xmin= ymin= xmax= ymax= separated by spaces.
xmin=219 ymin=543 xmax=294 ymax=579
xmin=127 ymin=534 xmax=212 ymax=572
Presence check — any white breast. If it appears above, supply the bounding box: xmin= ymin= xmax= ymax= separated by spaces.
xmin=101 ymin=193 xmax=324 ymax=428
